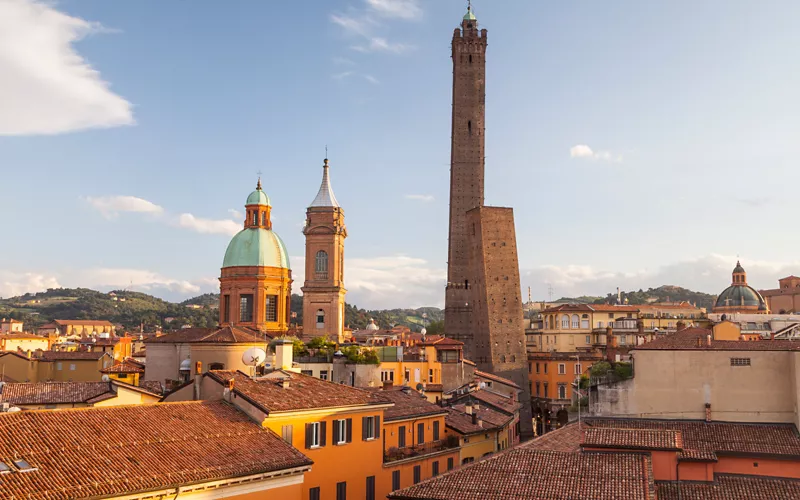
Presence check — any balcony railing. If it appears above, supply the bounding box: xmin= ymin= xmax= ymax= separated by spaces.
xmin=384 ymin=437 xmax=459 ymax=464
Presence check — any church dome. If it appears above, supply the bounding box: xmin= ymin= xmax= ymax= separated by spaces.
xmin=223 ymin=228 xmax=290 ymax=269
xmin=246 ymin=187 xmax=270 ymax=206
xmin=714 ymin=285 xmax=767 ymax=310
xmin=366 ymin=319 xmax=379 ymax=331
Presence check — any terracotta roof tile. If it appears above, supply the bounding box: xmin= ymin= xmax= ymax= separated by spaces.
xmin=0 ymin=382 xmax=114 ymax=405
xmin=658 ymin=474 xmax=800 ymax=500
xmin=0 ymin=401 xmax=312 ymax=499
xmin=523 ymin=422 xmax=582 ymax=452
xmin=585 ymin=418 xmax=800 ymax=458
xmin=634 ymin=327 xmax=800 ymax=351
xmin=388 ymin=448 xmax=655 ymax=500
xmin=145 ymin=326 xmax=269 ymax=344
xmin=587 ymin=304 xmax=641 ymax=313
xmin=474 ymin=370 xmax=521 ymax=390
xmin=459 ymin=389 xmax=521 ymax=415
xmin=420 ymin=337 xmax=464 ymax=347
xmin=582 ymin=427 xmax=683 ymax=451
xmin=100 ymin=360 xmax=144 ymax=374
xmin=207 ymin=370 xmax=386 ymax=413
xmin=367 ymin=388 xmax=446 ymax=421
xmin=445 ymin=405 xmax=510 ymax=435
xmin=36 ymin=351 xmax=107 ymax=361
xmin=0 ymin=333 xmax=47 ymax=341
xmin=53 ymin=319 xmax=114 ymax=327
xmin=139 ymin=380 xmax=163 ymax=395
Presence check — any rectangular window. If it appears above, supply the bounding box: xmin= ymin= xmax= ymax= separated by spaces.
xmin=362 ymin=415 xmax=380 ymax=440
xmin=281 ymin=424 xmax=293 ymax=445
xmin=417 ymin=422 xmax=425 ymax=444
xmin=429 ymin=369 xmax=434 ymax=383
xmin=558 ymin=363 xmax=566 ymax=375
xmin=535 ymin=382 xmax=540 ymax=397
xmin=222 ymin=294 xmax=230 ymax=323
xmin=544 ymin=363 xmax=548 ymax=374
xmin=69 ymin=363 xmax=76 ymax=371
xmin=336 ymin=481 xmax=347 ymax=500
xmin=543 ymin=383 xmax=548 ymax=398
xmin=265 ymin=294 xmax=277 ymax=322
xmin=620 ymin=335 xmax=626 ymax=345
xmin=608 ymin=313 xmax=614 ymax=318
xmin=381 ymin=370 xmax=394 ymax=382
xmin=438 ymin=350 xmax=459 ymax=363
xmin=575 ymin=363 xmax=582 ymax=375
xmin=392 ymin=470 xmax=401 ymax=491
xmin=558 ymin=384 xmax=567 ymax=399
xmin=413 ymin=465 xmax=421 ymax=484
xmin=366 ymin=476 xmax=375 ymax=500
xmin=447 ymin=457 xmax=454 ymax=470
xmin=535 ymin=362 xmax=540 ymax=373
xmin=433 ymin=420 xmax=440 ymax=441
xmin=585 ymin=335 xmax=591 ymax=344
xmin=56 ymin=362 xmax=62 ymax=371
xmin=309 ymin=487 xmax=320 ymax=500
xmin=404 ymin=369 xmax=410 ymax=382
xmin=334 ymin=419 xmax=347 ymax=445
xmin=305 ymin=421 xmax=325 ymax=448
xmin=301 ymin=370 xmax=313 ymax=376
xmin=432 ymin=460 xmax=440 ymax=476
xmin=320 ymin=370 xmax=328 ymax=381
xmin=731 ymin=357 xmax=751 ymax=366
xmin=398 ymin=425 xmax=406 ymax=448
xmin=239 ymin=294 xmax=254 ymax=322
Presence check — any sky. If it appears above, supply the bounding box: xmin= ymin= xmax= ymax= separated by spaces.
xmin=1 ymin=0 xmax=799 ymax=309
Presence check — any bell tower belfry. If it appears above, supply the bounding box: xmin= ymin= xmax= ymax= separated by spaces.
xmin=302 ymin=158 xmax=347 ymax=342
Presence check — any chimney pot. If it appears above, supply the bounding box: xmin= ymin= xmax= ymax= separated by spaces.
xmin=706 ymin=334 xmax=712 ymax=347
xmin=472 ymin=413 xmax=478 ymax=425
xmin=281 ymin=379 xmax=290 ymax=389
xmin=227 ymin=378 xmax=234 ymax=391
xmin=382 ymin=380 xmax=393 ymax=390
xmin=696 ymin=337 xmax=702 ymax=347
xmin=465 ymin=403 xmax=473 ymax=415
xmin=195 ymin=361 xmax=202 ymax=375
xmin=705 ymin=403 xmax=712 ymax=422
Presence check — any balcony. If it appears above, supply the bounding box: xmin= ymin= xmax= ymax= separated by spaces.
xmin=384 ymin=437 xmax=460 ymax=464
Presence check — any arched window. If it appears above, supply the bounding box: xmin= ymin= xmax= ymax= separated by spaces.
xmin=315 ymin=250 xmax=328 ymax=279
xmin=572 ymin=314 xmax=580 ymax=329
xmin=500 ymin=355 xmax=506 ymax=363
xmin=558 ymin=385 xmax=567 ymax=399
xmin=561 ymin=315 xmax=569 ymax=329
xmin=261 ymin=212 xmax=266 ymax=226
xmin=252 ymin=211 xmax=257 ymax=226
xmin=316 ymin=309 xmax=325 ymax=329
xmin=208 ymin=362 xmax=225 ymax=371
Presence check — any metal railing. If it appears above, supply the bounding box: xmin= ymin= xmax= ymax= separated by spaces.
xmin=384 ymin=438 xmax=459 ymax=463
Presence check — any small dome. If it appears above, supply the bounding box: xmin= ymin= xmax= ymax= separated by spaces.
xmin=463 ymin=8 xmax=477 ymax=21
xmin=179 ymin=358 xmax=191 ymax=371
xmin=246 ymin=187 xmax=270 ymax=206
xmin=733 ymin=261 xmax=745 ymax=274
xmin=223 ymin=228 xmax=290 ymax=269
xmin=366 ymin=319 xmax=379 ymax=331
xmin=420 ymin=327 xmax=427 ymax=336
xmin=715 ymin=285 xmax=767 ymax=310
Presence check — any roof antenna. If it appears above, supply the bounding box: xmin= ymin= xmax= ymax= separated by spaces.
xmin=325 ymin=145 xmax=328 ymax=161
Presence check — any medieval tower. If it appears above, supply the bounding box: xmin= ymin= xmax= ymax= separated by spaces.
xmin=302 ymin=159 xmax=347 ymax=342
xmin=444 ymin=5 xmax=533 ymax=437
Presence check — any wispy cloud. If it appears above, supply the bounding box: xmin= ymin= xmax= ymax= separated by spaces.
xmin=333 ymin=56 xmax=356 ymax=66
xmin=0 ymin=0 xmax=134 ymax=136
xmin=570 ymin=144 xmax=622 ymax=163
xmin=84 ymin=196 xmax=163 ymax=219
xmin=330 ymin=0 xmax=418 ymax=54
xmin=228 ymin=208 xmax=243 ymax=220
xmin=177 ymin=213 xmax=241 ymax=236
xmin=405 ymin=194 xmax=434 ymax=202
xmin=332 ymin=71 xmax=355 ymax=80
xmin=363 ymin=74 xmax=380 ymax=84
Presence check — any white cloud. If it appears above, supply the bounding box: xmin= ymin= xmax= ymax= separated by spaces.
xmin=364 ymin=74 xmax=380 ymax=84
xmin=404 ymin=194 xmax=434 ymax=202
xmin=366 ymin=0 xmax=422 ymax=20
xmin=80 ymin=268 xmax=203 ymax=296
xmin=0 ymin=0 xmax=134 ymax=135
xmin=521 ymin=254 xmax=800 ymax=302
xmin=352 ymin=37 xmax=413 ymax=54
xmin=0 ymin=271 xmax=60 ymax=299
xmin=84 ymin=195 xmax=163 ymax=219
xmin=332 ymin=71 xmax=355 ymax=80
xmin=333 ymin=56 xmax=356 ymax=66
xmin=569 ymin=144 xmax=622 ymax=162
xmin=177 ymin=213 xmax=241 ymax=236
xmin=330 ymin=13 xmax=373 ymax=38
xmin=227 ymin=208 xmax=243 ymax=220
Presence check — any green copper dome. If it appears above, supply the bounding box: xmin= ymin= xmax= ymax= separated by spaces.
xmin=222 ymin=228 xmax=290 ymax=269
xmin=246 ymin=187 xmax=270 ymax=206
xmin=715 ymin=285 xmax=767 ymax=310
xmin=463 ymin=8 xmax=476 ymax=21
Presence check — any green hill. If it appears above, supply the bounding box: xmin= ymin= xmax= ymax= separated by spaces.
xmin=593 ymin=285 xmax=716 ymax=310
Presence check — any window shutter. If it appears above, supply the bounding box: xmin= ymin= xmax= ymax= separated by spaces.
xmin=434 ymin=421 xmax=440 ymax=441
xmin=346 ymin=418 xmax=353 ymax=443
xmin=320 ymin=421 xmax=327 ymax=447
xmin=333 ymin=420 xmax=340 ymax=445
xmin=362 ymin=416 xmax=368 ymax=440
xmin=398 ymin=425 xmax=406 ymax=448
xmin=375 ymin=415 xmax=381 ymax=438
xmin=305 ymin=423 xmax=312 ymax=449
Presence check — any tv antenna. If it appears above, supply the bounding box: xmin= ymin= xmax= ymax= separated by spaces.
xmin=547 ymin=283 xmax=554 ymax=302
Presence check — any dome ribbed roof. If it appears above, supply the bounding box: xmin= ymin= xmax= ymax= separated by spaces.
xmin=715 ymin=285 xmax=766 ymax=309
xmin=222 ymin=228 xmax=290 ymax=269
xmin=733 ymin=261 xmax=745 ymax=274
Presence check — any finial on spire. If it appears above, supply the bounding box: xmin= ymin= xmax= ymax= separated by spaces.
xmin=468 ymin=0 xmax=472 ymax=11
xmin=256 ymin=171 xmax=263 ymax=190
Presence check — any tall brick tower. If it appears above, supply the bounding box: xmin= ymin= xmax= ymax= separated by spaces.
xmin=445 ymin=5 xmax=487 ymax=350
xmin=444 ymin=4 xmax=533 ymax=437
xmin=302 ymin=159 xmax=347 ymax=342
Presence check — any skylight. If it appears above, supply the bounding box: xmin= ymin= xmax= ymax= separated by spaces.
xmin=13 ymin=459 xmax=36 ymax=472
xmin=0 ymin=462 xmax=10 ymax=474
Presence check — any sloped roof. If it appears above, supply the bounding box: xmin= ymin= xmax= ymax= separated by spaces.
xmin=145 ymin=326 xmax=268 ymax=344
xmin=474 ymin=370 xmax=520 ymax=390
xmin=53 ymin=320 xmax=114 ymax=327
xmin=445 ymin=404 xmax=510 ymax=435
xmin=36 ymin=351 xmax=107 ymax=361
xmin=583 ymin=428 xmax=683 ymax=451
xmin=634 ymin=327 xmax=800 ymax=351
xmin=0 ymin=401 xmax=312 ymax=499
xmin=207 ymin=370 xmax=385 ymax=414
xmin=100 ymin=360 xmax=145 ymax=374
xmin=658 ymin=474 xmax=800 ymax=500
xmin=368 ymin=388 xmax=446 ymax=421
xmin=0 ymin=382 xmax=114 ymax=405
xmin=466 ymin=389 xmax=521 ymax=415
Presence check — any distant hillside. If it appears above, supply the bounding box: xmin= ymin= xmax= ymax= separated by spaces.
xmin=594 ymin=286 xmax=716 ymax=310
xmin=555 ymin=295 xmax=603 ymax=304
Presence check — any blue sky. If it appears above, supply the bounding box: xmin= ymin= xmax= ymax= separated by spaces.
xmin=1 ymin=0 xmax=799 ymax=309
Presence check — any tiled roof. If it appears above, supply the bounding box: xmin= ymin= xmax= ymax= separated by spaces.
xmin=425 ymin=383 xmax=443 ymax=392
xmin=145 ymin=326 xmax=268 ymax=344
xmin=474 ymin=370 xmax=520 ymax=390
xmin=658 ymin=474 xmax=800 ymax=500
xmin=0 ymin=382 xmax=114 ymax=405
xmin=207 ymin=370 xmax=385 ymax=414
xmin=139 ymin=380 xmax=163 ymax=395
xmin=367 ymin=388 xmax=446 ymax=421
xmin=445 ymin=404 xmax=511 ymax=435
xmin=588 ymin=304 xmax=641 ymax=313
xmin=585 ymin=418 xmax=800 ymax=458
xmin=0 ymin=333 xmax=47 ymax=340
xmin=463 ymin=359 xmax=476 ymax=366
xmin=634 ymin=327 xmax=800 ymax=351
xmin=419 ymin=336 xmax=464 ymax=348
xmin=524 ymin=422 xmax=582 ymax=452
xmin=100 ymin=360 xmax=144 ymax=374
xmin=53 ymin=319 xmax=114 ymax=327
xmin=528 ymin=351 xmax=604 ymax=361
xmin=36 ymin=351 xmax=107 ymax=361
xmin=79 ymin=337 xmax=120 ymax=346
xmin=0 ymin=401 xmax=312 ymax=499
xmin=388 ymin=448 xmax=655 ymax=500
xmin=582 ymin=428 xmax=683 ymax=451
xmin=462 ymin=390 xmax=521 ymax=415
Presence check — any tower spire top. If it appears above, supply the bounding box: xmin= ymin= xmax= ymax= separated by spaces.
xmin=464 ymin=0 xmax=477 ymax=21
xmin=309 ymin=158 xmax=340 ymax=208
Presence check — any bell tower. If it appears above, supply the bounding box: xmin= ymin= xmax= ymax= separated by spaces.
xmin=302 ymin=159 xmax=347 ymax=342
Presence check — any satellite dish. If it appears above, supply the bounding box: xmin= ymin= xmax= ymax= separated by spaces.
xmin=242 ymin=347 xmax=267 ymax=367
xmin=101 ymin=375 xmax=110 ymax=382
xmin=479 ymin=382 xmax=486 ymax=389
xmin=6 ymin=407 xmax=21 ymax=413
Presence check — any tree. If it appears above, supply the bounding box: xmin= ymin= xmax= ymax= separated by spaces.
xmin=426 ymin=320 xmax=444 ymax=335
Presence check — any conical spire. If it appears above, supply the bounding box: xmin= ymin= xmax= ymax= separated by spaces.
xmin=309 ymin=158 xmax=340 ymax=208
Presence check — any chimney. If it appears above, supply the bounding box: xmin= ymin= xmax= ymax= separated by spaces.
xmin=274 ymin=338 xmax=294 ymax=371
xmin=195 ymin=361 xmax=203 ymax=375
xmin=382 ymin=380 xmax=393 ymax=390
xmin=676 ymin=321 xmax=686 ymax=331
xmin=706 ymin=335 xmax=712 ymax=347
xmin=281 ymin=378 xmax=290 ymax=389
xmin=696 ymin=337 xmax=702 ymax=347
xmin=194 ymin=361 xmax=203 ymax=400
xmin=607 ymin=326 xmax=616 ymax=348
xmin=227 ymin=378 xmax=235 ymax=391
xmin=472 ymin=413 xmax=478 ymax=425
xmin=478 ymin=418 xmax=483 ymax=428
xmin=705 ymin=403 xmax=712 ymax=422
xmin=465 ymin=402 xmax=473 ymax=415
xmin=637 ymin=320 xmax=644 ymax=335
xmin=223 ymin=378 xmax=235 ymax=402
